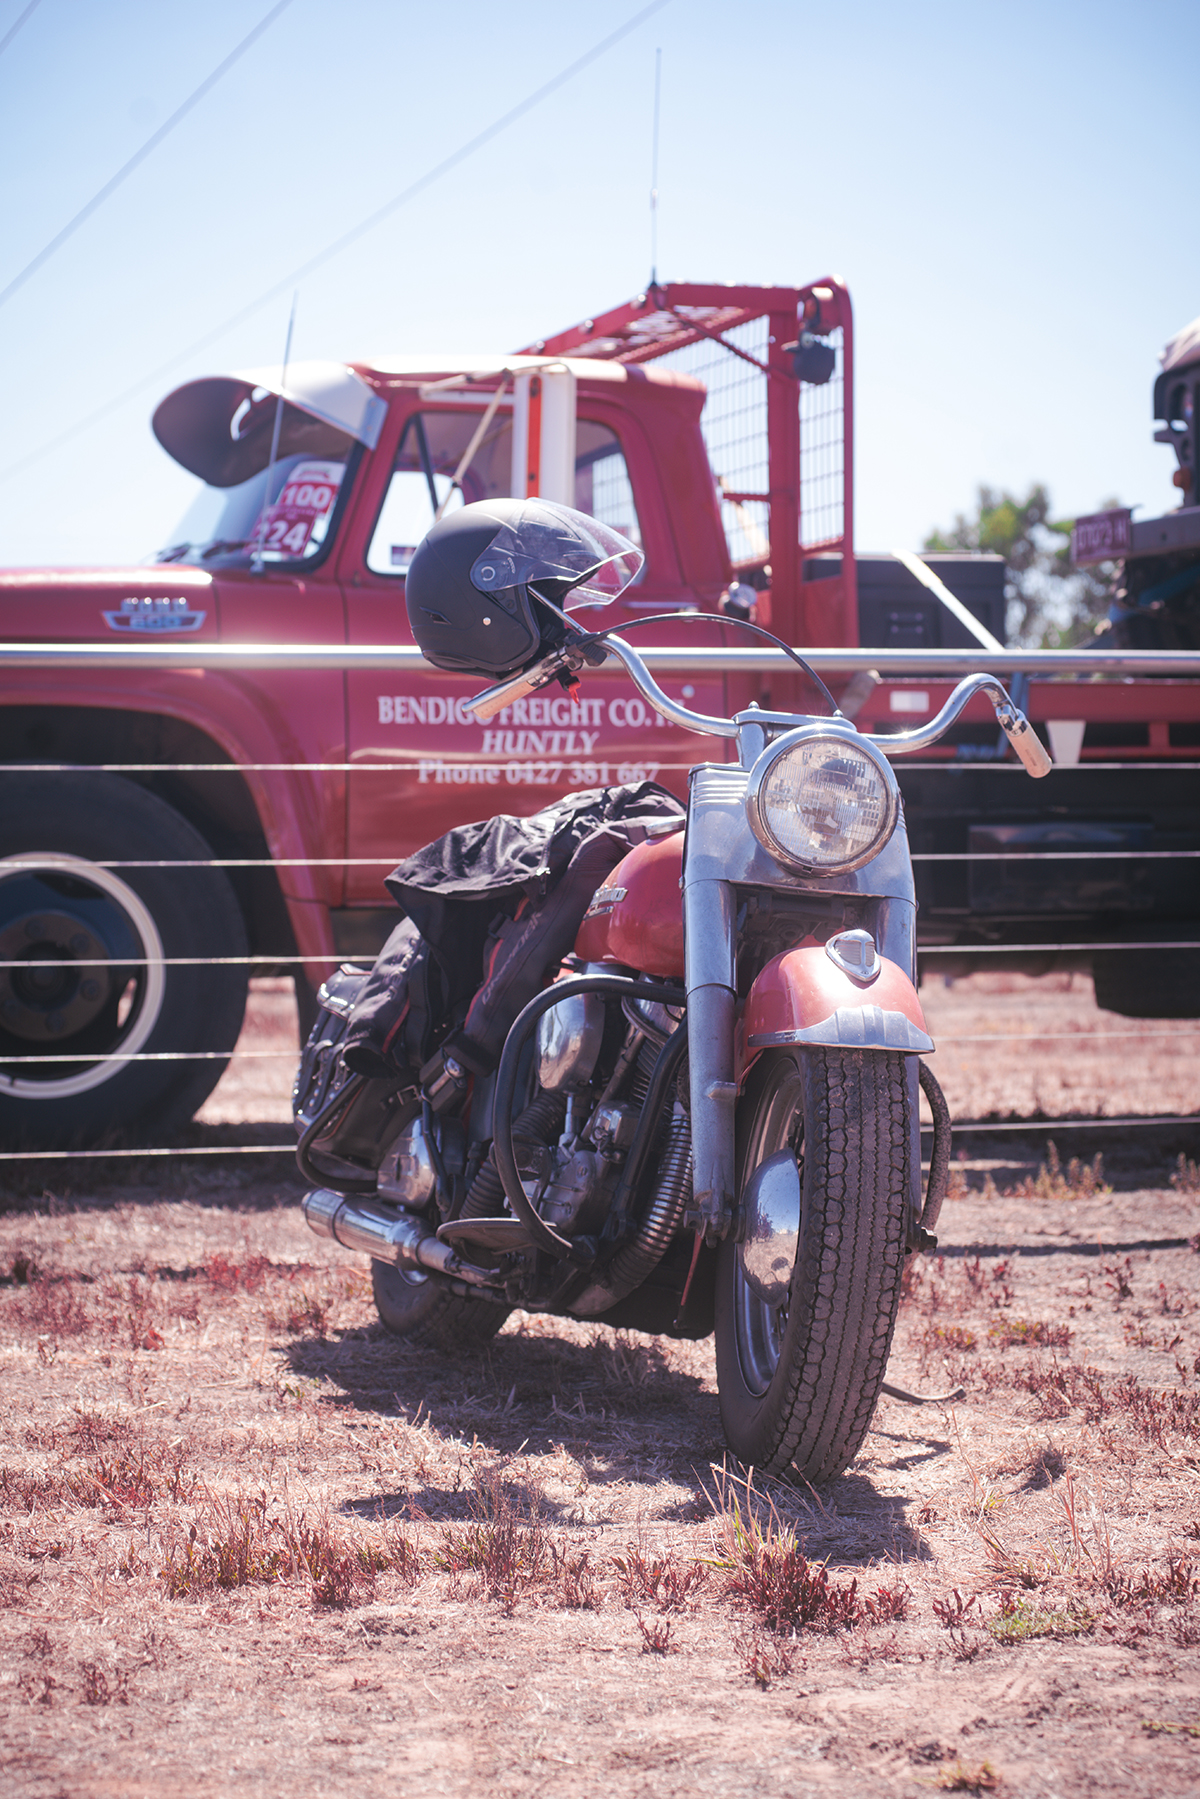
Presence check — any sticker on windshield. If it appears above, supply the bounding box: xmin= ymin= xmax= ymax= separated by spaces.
xmin=253 ymin=461 xmax=344 ymax=558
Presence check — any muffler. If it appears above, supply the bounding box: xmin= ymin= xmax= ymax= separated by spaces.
xmin=301 ymin=1189 xmax=496 ymax=1288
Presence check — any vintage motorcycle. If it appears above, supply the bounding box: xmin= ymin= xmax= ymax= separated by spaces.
xmin=293 ymin=499 xmax=1050 ymax=1484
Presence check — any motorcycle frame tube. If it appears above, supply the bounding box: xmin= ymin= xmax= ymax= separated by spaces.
xmin=609 ymin=1021 xmax=689 ymax=1218
xmin=294 ymin=1071 xmax=379 ymax=1194
xmin=492 ymin=972 xmax=686 ymax=1265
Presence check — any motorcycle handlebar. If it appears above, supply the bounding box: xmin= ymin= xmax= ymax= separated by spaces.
xmin=598 ymin=636 xmax=740 ymax=738
xmin=468 ymin=647 xmax=1052 ymax=776
xmin=861 ymin=673 xmax=1052 ymax=777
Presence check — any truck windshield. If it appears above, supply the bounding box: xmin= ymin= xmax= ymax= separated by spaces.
xmin=156 ymin=440 xmax=358 ymax=568
xmin=366 ymin=412 xmax=641 ymax=576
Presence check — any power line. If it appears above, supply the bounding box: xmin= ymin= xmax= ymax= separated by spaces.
xmin=0 ymin=0 xmax=41 ymax=60
xmin=0 ymin=0 xmax=295 ymax=312
xmin=0 ymin=0 xmax=670 ymax=485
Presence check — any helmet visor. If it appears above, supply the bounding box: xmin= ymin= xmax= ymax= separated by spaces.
xmin=469 ymin=500 xmax=643 ymax=609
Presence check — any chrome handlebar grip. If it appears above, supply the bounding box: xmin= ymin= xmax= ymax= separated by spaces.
xmin=997 ymin=706 xmax=1054 ymax=777
xmin=468 ymin=653 xmax=566 ymax=722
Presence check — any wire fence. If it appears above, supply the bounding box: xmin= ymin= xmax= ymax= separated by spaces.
xmin=2 ymin=890 xmax=1197 ymax=1157
xmin=4 ymin=644 xmax=1198 ymax=1164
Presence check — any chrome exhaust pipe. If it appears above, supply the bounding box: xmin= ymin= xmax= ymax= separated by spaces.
xmin=302 ymin=1189 xmax=497 ymax=1289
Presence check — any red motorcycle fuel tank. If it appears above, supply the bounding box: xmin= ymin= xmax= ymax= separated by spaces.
xmin=574 ymin=831 xmax=684 ymax=977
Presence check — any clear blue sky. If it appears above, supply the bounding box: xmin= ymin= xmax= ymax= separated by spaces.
xmin=1 ymin=0 xmax=1196 ymax=569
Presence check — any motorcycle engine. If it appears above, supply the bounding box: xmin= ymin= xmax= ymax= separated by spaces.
xmin=536 ymin=1147 xmax=612 ymax=1234
xmin=377 ymin=1115 xmax=438 ymax=1208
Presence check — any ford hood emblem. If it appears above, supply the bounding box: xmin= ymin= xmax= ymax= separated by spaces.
xmin=103 ymin=596 xmax=207 ymax=634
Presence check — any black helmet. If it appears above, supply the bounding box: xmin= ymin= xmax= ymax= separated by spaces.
xmin=405 ymin=498 xmax=643 ymax=678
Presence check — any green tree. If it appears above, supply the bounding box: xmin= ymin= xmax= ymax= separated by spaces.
xmin=923 ymin=483 xmax=1119 ymax=647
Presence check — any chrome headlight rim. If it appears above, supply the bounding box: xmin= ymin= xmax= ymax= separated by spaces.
xmin=745 ymin=723 xmax=900 ymax=875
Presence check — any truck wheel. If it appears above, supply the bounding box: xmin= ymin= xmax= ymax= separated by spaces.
xmin=714 ymin=1047 xmax=912 ymax=1485
xmin=1092 ymin=949 xmax=1200 ymax=1020
xmin=371 ymin=1259 xmax=511 ymax=1352
xmin=0 ymin=774 xmax=248 ymax=1150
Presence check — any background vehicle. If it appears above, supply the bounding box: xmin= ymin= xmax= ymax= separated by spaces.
xmin=2 ymin=281 xmax=1198 ymax=1147
xmin=298 ymin=617 xmax=1050 ymax=1483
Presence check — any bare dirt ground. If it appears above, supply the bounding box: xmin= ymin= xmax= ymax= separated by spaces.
xmin=1 ymin=975 xmax=1199 ymax=1798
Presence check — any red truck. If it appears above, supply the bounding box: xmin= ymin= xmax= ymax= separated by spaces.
xmin=2 ymin=279 xmax=1197 ymax=1148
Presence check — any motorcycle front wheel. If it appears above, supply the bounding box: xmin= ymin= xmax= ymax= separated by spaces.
xmin=714 ymin=1046 xmax=914 ymax=1485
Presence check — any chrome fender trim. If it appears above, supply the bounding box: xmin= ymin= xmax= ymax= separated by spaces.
xmin=748 ymin=1005 xmax=934 ymax=1055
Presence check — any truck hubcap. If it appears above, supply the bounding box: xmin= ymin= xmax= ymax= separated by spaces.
xmin=0 ymin=856 xmax=167 ymax=1099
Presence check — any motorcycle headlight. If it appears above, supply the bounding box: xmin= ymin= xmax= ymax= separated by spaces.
xmin=746 ymin=727 xmax=900 ymax=874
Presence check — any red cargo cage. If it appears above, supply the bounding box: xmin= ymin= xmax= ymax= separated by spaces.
xmin=522 ymin=278 xmax=858 ymax=648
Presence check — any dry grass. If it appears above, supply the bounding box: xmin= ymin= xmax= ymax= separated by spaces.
xmin=1 ymin=977 xmax=1199 ymax=1796
xmin=1005 ymin=1142 xmax=1109 ymax=1202
xmin=1171 ymin=1154 xmax=1200 ymax=1195
xmin=155 ymin=1491 xmax=414 ymax=1607
xmin=706 ymin=1469 xmax=864 ymax=1632
xmin=1 ymin=1180 xmax=1198 ymax=1797
xmin=927 ymin=1760 xmax=1001 ymax=1794
xmin=732 ymin=1620 xmax=796 ymax=1688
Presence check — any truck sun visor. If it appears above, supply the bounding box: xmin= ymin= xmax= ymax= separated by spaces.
xmin=152 ymin=360 xmax=388 ymax=488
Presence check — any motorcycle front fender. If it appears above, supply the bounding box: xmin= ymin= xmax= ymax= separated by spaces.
xmin=740 ymin=944 xmax=934 ymax=1072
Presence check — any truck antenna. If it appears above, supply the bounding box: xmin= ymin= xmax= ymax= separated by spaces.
xmin=251 ymin=289 xmax=298 ymax=574
xmin=649 ymin=46 xmax=662 ymax=289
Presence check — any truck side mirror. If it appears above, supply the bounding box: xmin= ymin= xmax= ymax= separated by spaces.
xmin=1152 ymin=369 xmax=1196 ymax=499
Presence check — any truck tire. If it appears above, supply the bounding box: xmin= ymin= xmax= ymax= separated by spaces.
xmin=1092 ymin=949 xmax=1200 ymax=1020
xmin=714 ymin=1046 xmax=912 ymax=1486
xmin=0 ymin=774 xmax=248 ymax=1150
xmin=371 ymin=1259 xmax=511 ymax=1352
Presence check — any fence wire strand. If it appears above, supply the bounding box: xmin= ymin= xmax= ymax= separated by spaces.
xmin=3 ymin=1113 xmax=1196 ymax=1163
xmin=2 ymin=1022 xmax=1197 ymax=1069
xmin=10 ymin=761 xmax=1200 ymax=773
xmin=4 ymin=939 xmax=1198 ymax=975
xmin=5 ymin=850 xmax=1198 ymax=870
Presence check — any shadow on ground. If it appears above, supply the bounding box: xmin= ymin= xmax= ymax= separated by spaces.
xmin=290 ymin=1317 xmax=933 ymax=1564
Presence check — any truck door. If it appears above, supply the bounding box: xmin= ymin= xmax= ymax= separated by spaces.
xmin=338 ymin=391 xmax=726 ymax=947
